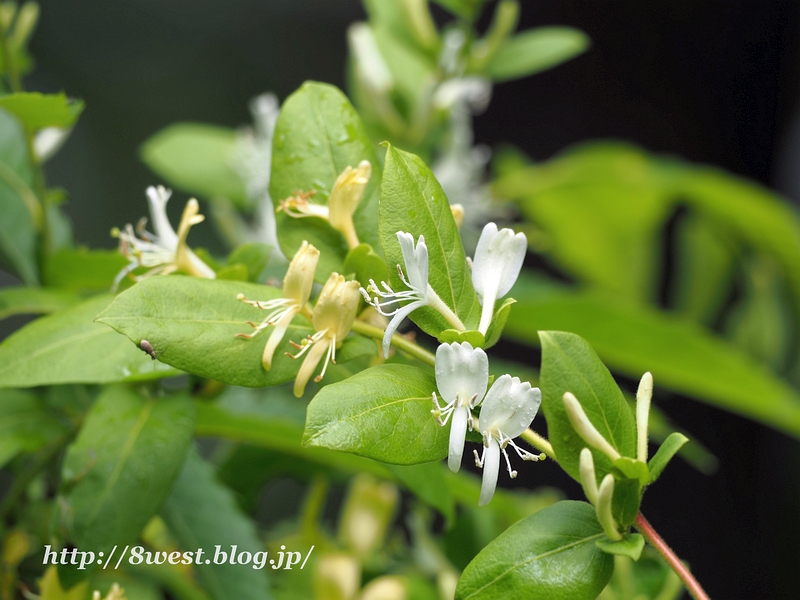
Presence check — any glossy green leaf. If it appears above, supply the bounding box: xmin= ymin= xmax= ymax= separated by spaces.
xmin=485 ymin=27 xmax=590 ymax=82
xmin=612 ymin=457 xmax=649 ymax=487
xmin=0 ymin=92 xmax=84 ymax=129
xmin=437 ymin=329 xmax=484 ymax=347
xmin=161 ymin=449 xmax=271 ymax=600
xmin=96 ymin=277 xmax=374 ymax=388
xmin=483 ymin=297 xmax=515 ymax=349
xmin=0 ymin=286 xmax=80 ymax=320
xmin=0 ymin=295 xmax=178 ymax=388
xmin=0 ymin=107 xmax=38 ymax=285
xmin=539 ymin=331 xmax=636 ymax=482
xmin=648 ymin=432 xmax=688 ymax=483
xmin=270 ymin=82 xmax=381 ymax=278
xmin=303 ymin=364 xmax=446 ymax=464
xmin=59 ymin=386 xmax=194 ymax=554
xmin=343 ymin=243 xmax=388 ymax=289
xmin=611 ymin=477 xmax=641 ymax=528
xmin=0 ymin=389 xmax=66 ymax=467
xmin=505 ymin=277 xmax=800 ymax=440
xmin=379 ymin=145 xmax=481 ymax=335
xmin=141 ymin=123 xmax=248 ymax=207
xmin=226 ymin=242 xmax=272 ymax=282
xmin=596 ymin=534 xmax=645 ymax=561
xmin=455 ymin=501 xmax=613 ymax=600
xmin=195 ymin=398 xmax=453 ymax=516
xmin=44 ymin=247 xmax=128 ymax=291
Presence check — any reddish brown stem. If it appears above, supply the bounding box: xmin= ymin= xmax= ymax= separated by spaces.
xmin=634 ymin=512 xmax=710 ymax=600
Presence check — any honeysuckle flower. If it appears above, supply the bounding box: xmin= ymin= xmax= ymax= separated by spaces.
xmin=562 ymin=391 xmax=621 ymax=462
xmin=362 ymin=232 xmax=466 ymax=358
xmin=112 ymin=186 xmax=215 ymax=290
xmin=291 ymin=273 xmax=361 ymax=397
xmin=278 ymin=161 xmax=372 ymax=250
xmin=431 ymin=342 xmax=489 ymax=473
xmin=473 ymin=375 xmax=542 ymax=506
xmin=236 ymin=241 xmax=319 ymax=369
xmin=471 ymin=222 xmax=526 ymax=335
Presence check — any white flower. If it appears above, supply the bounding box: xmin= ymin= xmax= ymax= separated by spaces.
xmin=112 ymin=186 xmax=215 ymax=290
xmin=473 ymin=375 xmax=541 ymax=506
xmin=236 ymin=241 xmax=319 ymax=369
xmin=471 ymin=222 xmax=526 ymax=334
xmin=430 ymin=342 xmax=489 ymax=473
xmin=362 ymin=232 xmax=465 ymax=358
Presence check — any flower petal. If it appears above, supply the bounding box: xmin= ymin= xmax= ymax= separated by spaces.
xmin=448 ymin=405 xmax=469 ymax=472
xmin=434 ymin=342 xmax=489 ymax=407
xmin=381 ymin=300 xmax=426 ymax=358
xmin=396 ymin=231 xmax=428 ymax=293
xmin=480 ymin=375 xmax=541 ymax=439
xmin=472 ymin=222 xmax=526 ymax=303
xmin=146 ymin=186 xmax=179 ymax=252
xmin=479 ymin=438 xmax=500 ymax=506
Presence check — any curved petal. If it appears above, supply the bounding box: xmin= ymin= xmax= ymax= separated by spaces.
xmin=471 ymin=223 xmax=526 ymax=302
xmin=434 ymin=342 xmax=489 ymax=406
xmin=448 ymin=405 xmax=469 ymax=472
xmin=480 ymin=376 xmax=541 ymax=439
xmin=293 ymin=339 xmax=330 ymax=398
xmin=262 ymin=309 xmax=297 ymax=369
xmin=146 ymin=186 xmax=179 ymax=252
xmin=396 ymin=231 xmax=428 ymax=293
xmin=382 ymin=300 xmax=425 ymax=358
xmin=479 ymin=438 xmax=500 ymax=506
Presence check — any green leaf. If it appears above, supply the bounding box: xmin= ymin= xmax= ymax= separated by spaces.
xmin=455 ymin=501 xmax=613 ymax=600
xmin=431 ymin=0 xmax=483 ymax=20
xmin=0 ymin=286 xmax=80 ymax=320
xmin=303 ymin=364 xmax=447 ymax=464
xmin=96 ymin=277 xmax=374 ymax=388
xmin=161 ymin=449 xmax=271 ymax=600
xmin=215 ymin=263 xmax=249 ymax=281
xmin=195 ymin=397 xmax=452 ymax=516
xmin=59 ymin=386 xmax=194 ymax=554
xmin=270 ymin=82 xmax=382 ymax=277
xmin=485 ymin=27 xmax=590 ymax=82
xmin=343 ymin=243 xmax=388 ymax=289
xmin=0 ymin=106 xmax=38 ymax=285
xmin=44 ymin=247 xmax=129 ymax=291
xmin=437 ymin=329 xmax=485 ymax=347
xmin=505 ymin=276 xmax=800 ymax=440
xmin=0 ymin=295 xmax=178 ymax=388
xmin=648 ymin=432 xmax=688 ymax=483
xmin=0 ymin=389 xmax=66 ymax=467
xmin=596 ymin=534 xmax=645 ymax=561
xmin=611 ymin=477 xmax=641 ymax=528
xmin=141 ymin=123 xmax=248 ymax=207
xmin=226 ymin=242 xmax=272 ymax=282
xmin=612 ymin=457 xmax=649 ymax=487
xmin=379 ymin=145 xmax=481 ymax=334
xmin=539 ymin=331 xmax=636 ymax=482
xmin=483 ymin=297 xmax=515 ymax=349
xmin=0 ymin=92 xmax=84 ymax=129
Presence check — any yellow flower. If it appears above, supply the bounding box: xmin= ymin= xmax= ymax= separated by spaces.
xmin=291 ymin=273 xmax=361 ymax=397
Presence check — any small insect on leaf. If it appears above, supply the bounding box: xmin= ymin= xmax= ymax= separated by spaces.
xmin=139 ymin=339 xmax=158 ymax=360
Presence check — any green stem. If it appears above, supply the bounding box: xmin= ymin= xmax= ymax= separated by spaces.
xmin=634 ymin=512 xmax=710 ymax=600
xmin=350 ymin=320 xmax=436 ymax=366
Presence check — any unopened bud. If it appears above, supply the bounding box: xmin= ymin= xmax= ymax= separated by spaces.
xmin=636 ymin=372 xmax=653 ymax=463
xmin=450 ymin=203 xmax=465 ymax=229
xmin=596 ymin=474 xmax=622 ymax=541
xmin=329 ymin=161 xmax=371 ymax=250
xmin=579 ymin=448 xmax=598 ymax=505
xmin=563 ymin=392 xmax=621 ymax=462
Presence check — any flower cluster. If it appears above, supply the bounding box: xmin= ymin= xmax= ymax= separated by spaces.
xmin=432 ymin=341 xmax=542 ymax=506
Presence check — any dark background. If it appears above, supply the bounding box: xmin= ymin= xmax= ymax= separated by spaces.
xmin=23 ymin=1 xmax=800 ymax=597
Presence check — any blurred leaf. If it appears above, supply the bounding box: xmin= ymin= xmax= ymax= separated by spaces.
xmin=0 ymin=389 xmax=66 ymax=467
xmin=485 ymin=27 xmax=590 ymax=82
xmin=0 ymin=106 xmax=38 ymax=285
xmin=380 ymin=145 xmax=481 ymax=334
xmin=647 ymin=432 xmax=688 ymax=483
xmin=0 ymin=295 xmax=178 ymax=388
xmin=0 ymin=286 xmax=79 ymax=320
xmin=431 ymin=0 xmax=483 ymax=20
xmin=270 ymin=81 xmax=382 ymax=278
xmin=303 ymin=364 xmax=447 ymax=464
xmin=59 ymin=386 xmax=194 ymax=554
xmin=141 ymin=123 xmax=248 ymax=207
xmin=455 ymin=501 xmax=613 ymax=600
xmin=227 ymin=242 xmax=272 ymax=282
xmin=161 ymin=449 xmax=271 ymax=600
xmin=96 ymin=277 xmax=374 ymax=388
xmin=539 ymin=331 xmax=636 ymax=482
xmin=598 ymin=550 xmax=683 ymax=600
xmin=483 ymin=297 xmax=515 ymax=349
xmin=0 ymin=92 xmax=83 ymax=129
xmin=44 ymin=247 xmax=128 ymax=291
xmin=38 ymin=566 xmax=88 ymax=600
xmin=388 ymin=462 xmax=454 ymax=522
xmin=505 ymin=275 xmax=800 ymax=440
xmin=596 ymin=534 xmax=645 ymax=561
xmin=343 ymin=243 xmax=388 ymax=289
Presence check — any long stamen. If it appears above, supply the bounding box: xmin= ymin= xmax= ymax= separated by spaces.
xmin=314 ymin=334 xmax=337 ymax=382
xmin=501 ymin=445 xmax=518 ymax=479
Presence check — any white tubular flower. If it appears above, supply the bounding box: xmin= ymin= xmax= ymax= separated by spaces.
xmin=362 ymin=231 xmax=466 ymax=358
xmin=431 ymin=342 xmax=489 ymax=473
xmin=291 ymin=273 xmax=361 ymax=397
xmin=329 ymin=160 xmax=371 ymax=250
xmin=236 ymin=241 xmax=319 ymax=369
xmin=474 ymin=375 xmax=541 ymax=506
xmin=636 ymin=372 xmax=653 ymax=463
xmin=112 ymin=185 xmax=215 ymax=290
xmin=471 ymin=222 xmax=526 ymax=335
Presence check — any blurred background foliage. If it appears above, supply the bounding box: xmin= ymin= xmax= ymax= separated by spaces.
xmin=3 ymin=0 xmax=800 ymax=598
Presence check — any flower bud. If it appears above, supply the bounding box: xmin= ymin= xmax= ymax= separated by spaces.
xmin=562 ymin=392 xmax=621 ymax=462
xmin=579 ymin=448 xmax=599 ymax=505
xmin=597 ymin=474 xmax=622 ymax=541
xmin=636 ymin=372 xmax=653 ymax=463
xmin=329 ymin=161 xmax=371 ymax=249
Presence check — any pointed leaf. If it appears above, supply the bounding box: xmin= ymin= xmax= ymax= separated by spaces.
xmin=0 ymin=286 xmax=79 ymax=320
xmin=483 ymin=297 xmax=515 ymax=349
xmin=0 ymin=92 xmax=84 ymax=129
xmin=0 ymin=389 xmax=66 ymax=467
xmin=485 ymin=27 xmax=590 ymax=82
xmin=648 ymin=432 xmax=689 ymax=483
